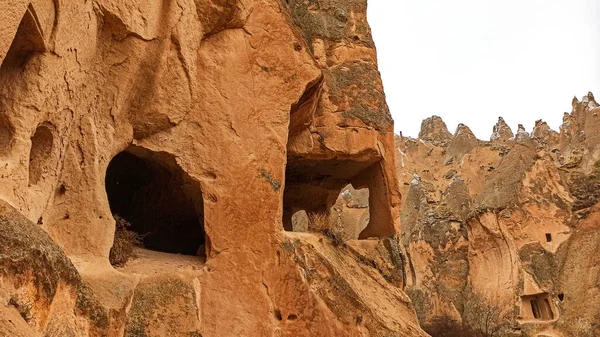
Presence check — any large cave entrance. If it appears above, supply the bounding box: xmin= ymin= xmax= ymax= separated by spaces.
xmin=282 ymin=157 xmax=392 ymax=240
xmin=282 ymin=76 xmax=395 ymax=240
xmin=105 ymin=146 xmax=205 ymax=256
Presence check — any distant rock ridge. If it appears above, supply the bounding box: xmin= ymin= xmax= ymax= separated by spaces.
xmin=490 ymin=117 xmax=514 ymax=142
xmin=514 ymin=123 xmax=531 ymax=143
xmin=418 ymin=115 xmax=453 ymax=145
xmin=395 ymin=92 xmax=600 ymax=337
xmin=574 ymin=91 xmax=598 ymax=110
xmin=532 ymin=119 xmax=559 ymax=145
xmin=445 ymin=123 xmax=478 ymax=161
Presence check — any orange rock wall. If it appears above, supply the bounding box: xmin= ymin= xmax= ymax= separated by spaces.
xmin=0 ymin=0 xmax=425 ymax=336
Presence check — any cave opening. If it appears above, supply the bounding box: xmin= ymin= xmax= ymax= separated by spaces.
xmin=105 ymin=147 xmax=205 ymax=256
xmin=282 ymin=157 xmax=383 ymax=240
xmin=520 ymin=293 xmax=556 ymax=321
xmin=530 ymin=299 xmax=541 ymax=319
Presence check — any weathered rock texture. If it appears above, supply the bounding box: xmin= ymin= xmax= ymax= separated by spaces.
xmin=0 ymin=1 xmax=424 ymax=336
xmin=397 ymin=93 xmax=600 ymax=337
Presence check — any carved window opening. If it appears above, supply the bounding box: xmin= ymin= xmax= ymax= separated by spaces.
xmin=105 ymin=146 xmax=206 ymax=257
xmin=543 ymin=299 xmax=554 ymax=320
xmin=521 ymin=293 xmax=556 ymax=321
xmin=545 ymin=233 xmax=552 ymax=242
xmin=283 ymin=181 xmax=371 ymax=240
xmin=283 ymin=75 xmax=395 ymax=239
xmin=282 ymin=157 xmax=395 ymax=239
xmin=530 ymin=300 xmax=541 ymax=319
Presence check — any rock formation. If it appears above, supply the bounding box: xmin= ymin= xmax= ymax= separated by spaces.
xmin=396 ymin=93 xmax=600 ymax=337
xmin=491 ymin=117 xmax=514 ymax=143
xmin=0 ymin=1 xmax=425 ymax=336
xmin=418 ymin=115 xmax=453 ymax=146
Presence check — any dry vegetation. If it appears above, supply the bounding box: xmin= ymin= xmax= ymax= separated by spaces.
xmin=8 ymin=296 xmax=34 ymax=323
xmin=109 ymin=215 xmax=142 ymax=266
xmin=308 ymin=212 xmax=346 ymax=246
xmin=423 ymin=288 xmax=513 ymax=337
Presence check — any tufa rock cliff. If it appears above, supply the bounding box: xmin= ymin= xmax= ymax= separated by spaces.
xmin=0 ymin=0 xmax=425 ymax=336
xmin=396 ymin=93 xmax=600 ymax=337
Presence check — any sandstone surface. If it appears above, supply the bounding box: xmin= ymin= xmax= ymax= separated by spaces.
xmin=0 ymin=0 xmax=425 ymax=336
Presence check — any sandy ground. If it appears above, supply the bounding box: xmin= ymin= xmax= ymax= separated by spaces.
xmin=118 ymin=247 xmax=206 ymax=276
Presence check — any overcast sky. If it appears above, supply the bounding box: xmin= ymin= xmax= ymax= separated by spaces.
xmin=367 ymin=0 xmax=600 ymax=139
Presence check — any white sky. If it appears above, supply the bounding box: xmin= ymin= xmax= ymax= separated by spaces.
xmin=367 ymin=0 xmax=600 ymax=139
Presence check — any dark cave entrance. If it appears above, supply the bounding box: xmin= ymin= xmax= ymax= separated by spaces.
xmin=105 ymin=147 xmax=205 ymax=256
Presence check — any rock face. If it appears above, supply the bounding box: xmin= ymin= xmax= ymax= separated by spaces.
xmin=418 ymin=115 xmax=453 ymax=146
xmin=396 ymin=95 xmax=600 ymax=337
xmin=491 ymin=117 xmax=514 ymax=142
xmin=0 ymin=1 xmax=425 ymax=336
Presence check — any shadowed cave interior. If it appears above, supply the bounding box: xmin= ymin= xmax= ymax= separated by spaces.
xmin=105 ymin=147 xmax=205 ymax=256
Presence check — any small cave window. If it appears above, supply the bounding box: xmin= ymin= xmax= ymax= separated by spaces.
xmin=105 ymin=147 xmax=205 ymax=257
xmin=283 ymin=185 xmax=370 ymax=240
xmin=282 ymin=158 xmax=395 ymax=240
xmin=530 ymin=300 xmax=541 ymax=319
xmin=29 ymin=124 xmax=54 ymax=185
xmin=521 ymin=293 xmax=556 ymax=321
xmin=545 ymin=233 xmax=552 ymax=242
xmin=558 ymin=293 xmax=564 ymax=302
xmin=281 ymin=162 xmax=335 ymax=233
xmin=543 ymin=299 xmax=554 ymax=320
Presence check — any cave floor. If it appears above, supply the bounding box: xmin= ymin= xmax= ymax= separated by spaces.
xmin=118 ymin=247 xmax=206 ymax=276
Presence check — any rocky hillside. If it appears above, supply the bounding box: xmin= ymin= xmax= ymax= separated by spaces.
xmin=3 ymin=0 xmax=598 ymax=336
xmin=397 ymin=93 xmax=600 ymax=337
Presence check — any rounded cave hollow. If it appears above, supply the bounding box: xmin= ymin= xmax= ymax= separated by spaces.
xmin=29 ymin=124 xmax=54 ymax=185
xmin=105 ymin=147 xmax=205 ymax=256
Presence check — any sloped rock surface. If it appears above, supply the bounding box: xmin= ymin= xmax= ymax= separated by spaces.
xmin=490 ymin=117 xmax=514 ymax=142
xmin=418 ymin=116 xmax=453 ymax=146
xmin=0 ymin=200 xmax=121 ymax=336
